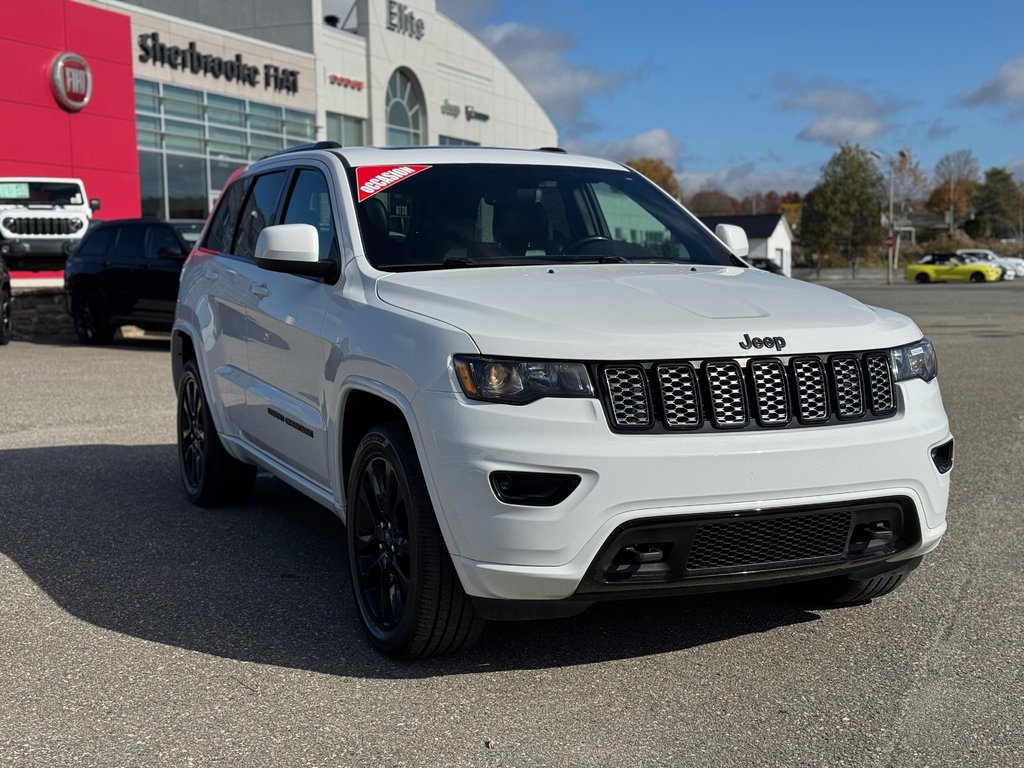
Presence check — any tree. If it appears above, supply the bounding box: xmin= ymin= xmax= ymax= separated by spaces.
xmin=625 ymin=157 xmax=681 ymax=200
xmin=927 ymin=149 xmax=980 ymax=229
xmin=967 ymin=167 xmax=1021 ymax=239
xmin=687 ymin=187 xmax=740 ymax=215
xmin=800 ymin=144 xmax=885 ymax=273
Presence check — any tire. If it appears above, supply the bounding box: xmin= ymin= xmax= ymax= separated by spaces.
xmin=177 ymin=359 xmax=256 ymax=506
xmin=71 ymin=293 xmax=115 ymax=344
xmin=347 ymin=422 xmax=483 ymax=659
xmin=0 ymin=286 xmax=11 ymax=345
xmin=799 ymin=570 xmax=910 ymax=605
xmin=914 ymin=273 xmax=929 ymax=284
xmin=969 ymin=272 xmax=985 ymax=283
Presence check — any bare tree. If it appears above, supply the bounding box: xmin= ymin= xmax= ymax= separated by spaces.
xmin=930 ymin=149 xmax=980 ymax=231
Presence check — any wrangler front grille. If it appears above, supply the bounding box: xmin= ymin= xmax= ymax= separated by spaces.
xmin=598 ymin=351 xmax=898 ymax=432
xmin=2 ymin=217 xmax=79 ymax=236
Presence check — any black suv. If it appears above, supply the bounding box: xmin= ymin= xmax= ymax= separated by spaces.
xmin=0 ymin=255 xmax=11 ymax=345
xmin=64 ymin=219 xmax=202 ymax=343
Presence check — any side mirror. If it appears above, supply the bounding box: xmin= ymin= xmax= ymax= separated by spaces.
xmin=715 ymin=223 xmax=749 ymax=258
xmin=89 ymin=198 xmax=102 ymax=212
xmin=255 ymin=223 xmax=336 ymax=279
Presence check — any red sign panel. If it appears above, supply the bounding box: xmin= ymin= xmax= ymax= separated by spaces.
xmin=355 ymin=165 xmax=431 ymax=202
xmin=884 ymin=235 xmax=896 ymax=248
xmin=51 ymin=52 xmax=92 ymax=112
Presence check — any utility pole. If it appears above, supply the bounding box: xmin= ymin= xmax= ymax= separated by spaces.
xmin=949 ymin=176 xmax=955 ymax=235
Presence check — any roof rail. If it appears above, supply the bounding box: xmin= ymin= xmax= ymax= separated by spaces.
xmin=261 ymin=141 xmax=342 ymax=159
xmin=536 ymin=146 xmax=567 ymax=153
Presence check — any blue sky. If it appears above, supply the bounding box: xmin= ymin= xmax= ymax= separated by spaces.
xmin=438 ymin=0 xmax=1024 ymax=196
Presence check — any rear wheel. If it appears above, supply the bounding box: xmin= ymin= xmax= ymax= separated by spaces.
xmin=0 ymin=286 xmax=11 ymax=345
xmin=72 ymin=293 xmax=115 ymax=344
xmin=914 ymin=272 xmax=929 ymax=284
xmin=970 ymin=272 xmax=985 ymax=283
xmin=177 ymin=359 xmax=256 ymax=506
xmin=347 ymin=422 xmax=483 ymax=659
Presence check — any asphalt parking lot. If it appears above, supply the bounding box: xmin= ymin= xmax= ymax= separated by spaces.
xmin=1 ymin=280 xmax=1022 ymax=767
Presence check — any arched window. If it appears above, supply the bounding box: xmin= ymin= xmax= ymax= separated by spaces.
xmin=385 ymin=69 xmax=424 ymax=146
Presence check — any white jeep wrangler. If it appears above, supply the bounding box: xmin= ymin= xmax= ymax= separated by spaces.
xmin=172 ymin=144 xmax=952 ymax=658
xmin=0 ymin=177 xmax=98 ymax=270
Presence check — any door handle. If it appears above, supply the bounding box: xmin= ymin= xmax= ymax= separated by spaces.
xmin=250 ymin=282 xmax=269 ymax=298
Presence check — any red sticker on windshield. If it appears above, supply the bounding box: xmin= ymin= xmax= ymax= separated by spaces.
xmin=356 ymin=164 xmax=431 ymax=202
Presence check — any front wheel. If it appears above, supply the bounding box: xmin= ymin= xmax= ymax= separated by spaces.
xmin=0 ymin=286 xmax=11 ymax=345
xmin=347 ymin=422 xmax=483 ymax=659
xmin=177 ymin=359 xmax=256 ymax=506
xmin=970 ymin=272 xmax=985 ymax=283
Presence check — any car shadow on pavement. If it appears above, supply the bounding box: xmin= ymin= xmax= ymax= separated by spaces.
xmin=0 ymin=444 xmax=820 ymax=679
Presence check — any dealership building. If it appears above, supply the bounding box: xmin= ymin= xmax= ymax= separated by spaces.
xmin=2 ymin=0 xmax=556 ymax=222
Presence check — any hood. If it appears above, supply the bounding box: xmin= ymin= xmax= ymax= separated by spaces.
xmin=375 ymin=264 xmax=921 ymax=359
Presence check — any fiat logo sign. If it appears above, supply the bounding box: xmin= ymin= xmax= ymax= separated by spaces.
xmin=51 ymin=52 xmax=92 ymax=112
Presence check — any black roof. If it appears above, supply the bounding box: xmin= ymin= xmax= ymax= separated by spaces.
xmin=698 ymin=213 xmax=785 ymax=239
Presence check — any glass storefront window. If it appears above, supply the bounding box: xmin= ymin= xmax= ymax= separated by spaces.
xmin=439 ymin=135 xmax=480 ymax=146
xmin=385 ymin=69 xmax=423 ymax=146
xmin=133 ymin=79 xmax=314 ymax=218
xmin=135 ymin=79 xmax=158 ymax=113
xmin=166 ymin=154 xmax=208 ymax=219
xmin=249 ymin=102 xmax=282 ymax=133
xmin=327 ymin=112 xmax=365 ymax=146
xmin=138 ymin=151 xmax=164 ymax=219
xmin=163 ymin=85 xmax=203 ymax=120
xmin=285 ymin=109 xmax=317 ymax=141
xmin=207 ymin=94 xmax=245 ymax=127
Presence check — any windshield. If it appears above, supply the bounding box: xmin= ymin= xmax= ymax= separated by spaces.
xmin=348 ymin=164 xmax=738 ymax=271
xmin=0 ymin=181 xmax=84 ymax=206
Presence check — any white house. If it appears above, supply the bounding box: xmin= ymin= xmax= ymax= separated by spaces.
xmin=699 ymin=214 xmax=795 ymax=276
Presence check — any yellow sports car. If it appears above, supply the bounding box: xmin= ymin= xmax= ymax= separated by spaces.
xmin=904 ymin=254 xmax=1002 ymax=284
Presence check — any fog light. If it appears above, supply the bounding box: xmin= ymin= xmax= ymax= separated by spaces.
xmin=489 ymin=471 xmax=581 ymax=506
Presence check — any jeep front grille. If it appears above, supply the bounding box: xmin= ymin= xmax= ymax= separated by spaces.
xmin=2 ymin=217 xmax=79 ymax=236
xmin=598 ymin=350 xmax=898 ymax=432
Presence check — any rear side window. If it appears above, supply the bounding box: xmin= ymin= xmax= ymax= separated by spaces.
xmin=204 ymin=180 xmax=246 ymax=253
xmin=76 ymin=225 xmax=115 ymax=260
xmin=112 ymin=223 xmax=146 ymax=261
xmin=146 ymin=225 xmax=182 ymax=259
xmin=233 ymin=171 xmax=287 ymax=260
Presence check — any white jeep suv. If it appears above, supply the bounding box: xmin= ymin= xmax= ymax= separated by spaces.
xmin=172 ymin=144 xmax=952 ymax=658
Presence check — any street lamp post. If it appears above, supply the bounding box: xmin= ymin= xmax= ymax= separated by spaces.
xmin=870 ymin=149 xmax=909 ymax=286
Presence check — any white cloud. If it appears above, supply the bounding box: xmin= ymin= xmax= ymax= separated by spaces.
xmin=777 ymin=79 xmax=899 ymax=147
xmin=564 ymin=128 xmax=684 ymax=164
xmin=798 ymin=115 xmax=886 ymax=144
xmin=961 ymin=55 xmax=1024 ymax=111
xmin=435 ymin=0 xmax=499 ymax=31
xmin=478 ymin=22 xmax=619 ymax=126
xmin=680 ymin=164 xmax=820 ymax=197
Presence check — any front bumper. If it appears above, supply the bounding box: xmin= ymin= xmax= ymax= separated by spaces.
xmin=414 ymin=378 xmax=951 ymax=603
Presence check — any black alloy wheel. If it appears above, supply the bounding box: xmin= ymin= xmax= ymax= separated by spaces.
xmin=914 ymin=273 xmax=929 ymax=284
xmin=347 ymin=423 xmax=482 ymax=658
xmin=176 ymin=359 xmax=256 ymax=506
xmin=72 ymin=293 xmax=114 ymax=344
xmin=0 ymin=287 xmax=11 ymax=345
xmin=970 ymin=272 xmax=985 ymax=283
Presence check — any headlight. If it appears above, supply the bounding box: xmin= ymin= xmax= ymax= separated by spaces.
xmin=890 ymin=339 xmax=937 ymax=382
xmin=453 ymin=355 xmax=594 ymax=404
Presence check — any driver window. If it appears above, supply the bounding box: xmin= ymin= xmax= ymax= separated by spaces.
xmin=281 ymin=169 xmax=339 ymax=262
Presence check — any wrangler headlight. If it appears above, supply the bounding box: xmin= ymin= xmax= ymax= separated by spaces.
xmin=890 ymin=339 xmax=937 ymax=382
xmin=453 ymin=355 xmax=594 ymax=404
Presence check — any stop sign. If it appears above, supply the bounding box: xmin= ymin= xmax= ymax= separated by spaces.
xmin=884 ymin=235 xmax=896 ymax=248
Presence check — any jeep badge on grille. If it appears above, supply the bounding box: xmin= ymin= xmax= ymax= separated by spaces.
xmin=739 ymin=334 xmax=787 ymax=350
